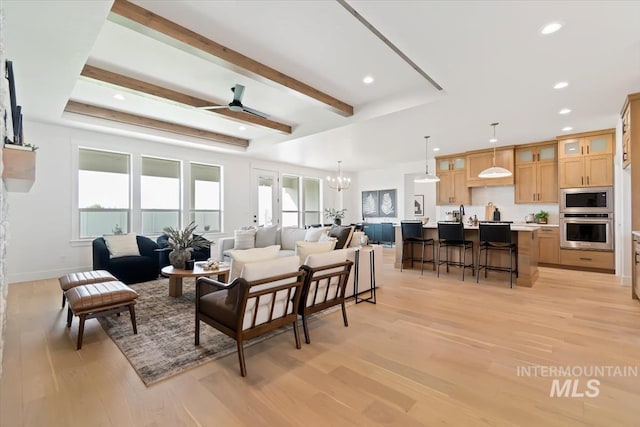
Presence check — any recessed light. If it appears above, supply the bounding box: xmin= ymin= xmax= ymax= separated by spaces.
xmin=432 ymin=147 xmax=440 ymax=152
xmin=489 ymin=138 xmax=498 ymax=143
xmin=562 ymin=126 xmax=573 ymax=132
xmin=559 ymin=108 xmax=571 ymax=115
xmin=554 ymin=81 xmax=569 ymax=89
xmin=541 ymin=22 xmax=563 ymax=35
xmin=363 ymin=75 xmax=374 ymax=84
xmin=238 ymin=126 xmax=247 ymax=131
xmin=113 ymin=93 xmax=126 ymax=101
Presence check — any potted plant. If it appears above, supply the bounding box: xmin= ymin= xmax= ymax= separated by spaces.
xmin=163 ymin=221 xmax=211 ymax=269
xmin=324 ymin=208 xmax=347 ymax=225
xmin=534 ymin=210 xmax=549 ymax=224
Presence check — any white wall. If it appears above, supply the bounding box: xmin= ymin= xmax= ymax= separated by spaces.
xmin=6 ymin=120 xmax=345 ymax=283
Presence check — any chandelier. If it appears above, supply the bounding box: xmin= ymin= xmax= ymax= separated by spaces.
xmin=414 ymin=135 xmax=440 ymax=183
xmin=326 ymin=160 xmax=351 ymax=191
xmin=478 ymin=122 xmax=513 ymax=178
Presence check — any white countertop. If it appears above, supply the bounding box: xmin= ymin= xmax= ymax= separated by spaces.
xmin=633 ymin=231 xmax=640 ymax=239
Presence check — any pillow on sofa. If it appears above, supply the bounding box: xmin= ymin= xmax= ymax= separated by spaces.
xmin=281 ymin=227 xmax=307 ymax=251
xmin=304 ymin=226 xmax=328 ymax=242
xmin=295 ymin=240 xmax=336 ymax=263
xmin=227 ymin=245 xmax=281 ymax=280
xmin=328 ymin=225 xmax=354 ymax=249
xmin=103 ymin=234 xmax=140 ymax=258
xmin=255 ymin=225 xmax=278 ymax=247
xmin=234 ymin=228 xmax=257 ymax=250
xmin=349 ymin=231 xmax=365 ymax=247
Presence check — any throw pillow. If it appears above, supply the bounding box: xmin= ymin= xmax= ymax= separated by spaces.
xmin=349 ymin=231 xmax=365 ymax=247
xmin=255 ymin=225 xmax=278 ymax=247
xmin=103 ymin=234 xmax=140 ymax=258
xmin=304 ymin=226 xmax=328 ymax=242
xmin=234 ymin=228 xmax=257 ymax=250
xmin=280 ymin=227 xmax=307 ymax=251
xmin=227 ymin=245 xmax=280 ymax=280
xmin=328 ymin=225 xmax=354 ymax=249
xmin=295 ymin=240 xmax=336 ymax=263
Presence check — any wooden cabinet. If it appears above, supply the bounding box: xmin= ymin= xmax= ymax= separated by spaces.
xmin=622 ymin=100 xmax=632 ymax=169
xmin=633 ymin=235 xmax=640 ymax=300
xmin=2 ymin=147 xmax=36 ymax=192
xmin=515 ymin=142 xmax=558 ymax=203
xmin=559 ymin=248 xmax=614 ymax=271
xmin=435 ymin=155 xmax=471 ymax=205
xmin=558 ymin=130 xmax=614 ymax=188
xmin=465 ymin=146 xmax=515 ymax=187
xmin=537 ymin=227 xmax=559 ymax=264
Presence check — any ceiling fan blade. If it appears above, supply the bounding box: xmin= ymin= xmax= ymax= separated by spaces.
xmin=242 ymin=106 xmax=269 ymax=119
xmin=197 ymin=105 xmax=228 ymax=110
xmin=231 ymin=84 xmax=245 ymax=103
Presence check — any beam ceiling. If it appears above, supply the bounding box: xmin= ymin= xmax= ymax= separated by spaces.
xmin=109 ymin=0 xmax=354 ymax=117
xmin=64 ymin=100 xmax=250 ymax=148
xmin=80 ymin=65 xmax=292 ymax=134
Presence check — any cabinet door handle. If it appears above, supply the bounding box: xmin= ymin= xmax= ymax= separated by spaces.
xmin=635 ymin=252 xmax=639 ymax=265
xmin=587 ymin=146 xmax=590 ymax=154
xmin=533 ymin=193 xmax=536 ymax=201
xmin=581 ymin=146 xmax=584 ymax=155
xmin=587 ymin=176 xmax=590 ymax=185
xmin=537 ymin=193 xmax=540 ymax=200
xmin=579 ymin=257 xmax=593 ymax=261
xmin=581 ymin=176 xmax=584 ymax=185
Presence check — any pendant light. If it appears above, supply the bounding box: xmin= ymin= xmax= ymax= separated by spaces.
xmin=326 ymin=160 xmax=351 ymax=191
xmin=414 ymin=136 xmax=440 ymax=183
xmin=478 ymin=122 xmax=512 ymax=178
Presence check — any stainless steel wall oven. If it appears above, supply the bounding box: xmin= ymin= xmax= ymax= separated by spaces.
xmin=559 ymin=187 xmax=613 ymax=251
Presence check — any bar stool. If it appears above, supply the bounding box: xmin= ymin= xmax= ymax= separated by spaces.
xmin=476 ymin=223 xmax=518 ymax=288
xmin=400 ymin=221 xmax=435 ymax=274
xmin=437 ymin=222 xmax=475 ymax=280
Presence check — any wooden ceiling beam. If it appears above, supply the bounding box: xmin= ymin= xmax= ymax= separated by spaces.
xmin=109 ymin=0 xmax=354 ymax=117
xmin=64 ymin=100 xmax=249 ymax=148
xmin=80 ymin=65 xmax=292 ymax=135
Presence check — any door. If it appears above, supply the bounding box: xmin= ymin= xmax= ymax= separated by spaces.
xmin=251 ymin=169 xmax=279 ymax=227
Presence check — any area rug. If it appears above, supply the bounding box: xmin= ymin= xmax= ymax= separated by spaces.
xmin=98 ymin=278 xmax=341 ymax=386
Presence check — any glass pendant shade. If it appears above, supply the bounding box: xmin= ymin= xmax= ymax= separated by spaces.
xmin=479 ymin=122 xmax=512 ymax=178
xmin=414 ymin=136 xmax=440 ymax=183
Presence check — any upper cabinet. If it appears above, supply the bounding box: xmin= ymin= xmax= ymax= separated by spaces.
xmin=465 ymin=146 xmax=515 ymax=187
xmin=515 ymin=141 xmax=558 ymax=203
xmin=558 ymin=130 xmax=614 ymax=188
xmin=435 ymin=155 xmax=471 ymax=205
xmin=621 ymin=93 xmax=640 ymax=170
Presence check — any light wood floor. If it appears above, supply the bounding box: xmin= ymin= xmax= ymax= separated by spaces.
xmin=2 ymin=249 xmax=640 ymax=426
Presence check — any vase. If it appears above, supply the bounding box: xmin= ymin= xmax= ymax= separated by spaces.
xmin=169 ymin=249 xmax=191 ymax=269
xmin=334 ymin=218 xmax=342 ymax=226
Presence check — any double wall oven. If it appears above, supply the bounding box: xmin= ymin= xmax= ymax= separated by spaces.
xmin=560 ymin=187 xmax=613 ymax=251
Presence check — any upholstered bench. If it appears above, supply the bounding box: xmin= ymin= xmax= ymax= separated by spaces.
xmin=65 ymin=281 xmax=138 ymax=350
xmin=58 ymin=270 xmax=116 ymax=308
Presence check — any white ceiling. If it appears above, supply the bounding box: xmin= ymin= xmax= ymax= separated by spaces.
xmin=4 ymin=1 xmax=640 ymax=173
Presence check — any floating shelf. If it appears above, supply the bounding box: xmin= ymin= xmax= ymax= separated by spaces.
xmin=2 ymin=147 xmax=36 ymax=192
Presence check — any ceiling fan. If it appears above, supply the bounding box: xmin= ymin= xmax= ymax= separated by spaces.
xmin=199 ymin=84 xmax=269 ymax=119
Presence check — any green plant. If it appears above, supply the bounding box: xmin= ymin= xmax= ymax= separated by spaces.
xmin=163 ymin=221 xmax=211 ymax=251
xmin=324 ymin=208 xmax=346 ymax=221
xmin=534 ymin=210 xmax=549 ymax=220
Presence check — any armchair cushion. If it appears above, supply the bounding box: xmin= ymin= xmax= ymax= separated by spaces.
xmin=227 ymin=245 xmax=281 ymax=280
xmin=302 ymin=249 xmax=349 ymax=305
xmin=103 ymin=234 xmax=140 ymax=258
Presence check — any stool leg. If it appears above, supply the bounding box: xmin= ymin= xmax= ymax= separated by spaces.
xmin=67 ymin=307 xmax=73 ymax=327
xmin=477 ymin=246 xmax=481 ymax=283
xmin=437 ymin=244 xmax=441 ymax=277
xmin=77 ymin=314 xmax=86 ymax=350
xmin=484 ymin=246 xmax=489 ymax=278
xmin=462 ymin=245 xmax=466 ymax=281
xmin=420 ymin=242 xmax=425 ymax=275
xmin=128 ymin=304 xmax=138 ymax=334
xmin=61 ymin=292 xmax=66 ymax=308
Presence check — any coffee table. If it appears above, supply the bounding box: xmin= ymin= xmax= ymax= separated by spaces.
xmin=161 ymin=263 xmax=230 ymax=297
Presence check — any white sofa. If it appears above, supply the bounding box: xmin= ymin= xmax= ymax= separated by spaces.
xmin=217 ymin=226 xmax=382 ymax=298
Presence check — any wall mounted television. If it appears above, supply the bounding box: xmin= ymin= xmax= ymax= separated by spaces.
xmin=5 ymin=60 xmax=23 ymax=145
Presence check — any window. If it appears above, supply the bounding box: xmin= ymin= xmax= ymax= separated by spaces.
xmin=190 ymin=162 xmax=222 ymax=233
xmin=78 ymin=148 xmax=130 ymax=238
xmin=303 ymin=178 xmax=321 ymax=225
xmin=281 ymin=175 xmax=300 ymax=227
xmin=141 ymin=156 xmax=180 ymax=234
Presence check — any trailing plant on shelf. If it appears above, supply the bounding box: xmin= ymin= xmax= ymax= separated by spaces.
xmin=324 ymin=208 xmax=347 ymax=225
xmin=163 ymin=221 xmax=211 ymax=268
xmin=534 ymin=210 xmax=549 ymax=224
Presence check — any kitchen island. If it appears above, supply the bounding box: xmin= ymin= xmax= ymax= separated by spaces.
xmin=394 ymin=223 xmax=540 ymax=287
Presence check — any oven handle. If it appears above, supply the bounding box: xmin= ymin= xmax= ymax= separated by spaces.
xmin=561 ymin=218 xmax=613 ymax=224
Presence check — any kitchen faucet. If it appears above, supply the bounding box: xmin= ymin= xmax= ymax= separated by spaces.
xmin=459 ymin=204 xmax=465 ymax=222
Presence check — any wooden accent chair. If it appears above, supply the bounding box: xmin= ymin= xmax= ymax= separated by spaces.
xmin=195 ymin=256 xmax=305 ymax=377
xmin=299 ymin=250 xmax=353 ymax=344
